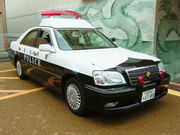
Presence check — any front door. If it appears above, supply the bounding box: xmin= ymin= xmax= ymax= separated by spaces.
xmin=35 ymin=29 xmax=62 ymax=90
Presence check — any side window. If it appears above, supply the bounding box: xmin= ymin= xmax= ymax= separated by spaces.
xmin=21 ymin=30 xmax=38 ymax=47
xmin=36 ymin=30 xmax=52 ymax=48
xmin=54 ymin=30 xmax=72 ymax=50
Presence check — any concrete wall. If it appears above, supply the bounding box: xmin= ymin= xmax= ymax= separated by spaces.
xmin=5 ymin=0 xmax=86 ymax=37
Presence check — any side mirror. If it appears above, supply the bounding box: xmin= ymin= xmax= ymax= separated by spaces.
xmin=39 ymin=44 xmax=55 ymax=53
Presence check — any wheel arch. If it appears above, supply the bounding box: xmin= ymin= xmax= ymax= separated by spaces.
xmin=61 ymin=73 xmax=83 ymax=96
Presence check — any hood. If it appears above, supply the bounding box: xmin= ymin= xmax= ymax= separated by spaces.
xmin=64 ymin=47 xmax=160 ymax=70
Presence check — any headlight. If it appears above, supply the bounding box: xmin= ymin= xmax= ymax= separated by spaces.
xmin=158 ymin=62 xmax=165 ymax=72
xmin=92 ymin=71 xmax=126 ymax=86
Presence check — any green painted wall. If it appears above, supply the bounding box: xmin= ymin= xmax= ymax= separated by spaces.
xmin=76 ymin=0 xmax=156 ymax=56
xmin=156 ymin=0 xmax=180 ymax=80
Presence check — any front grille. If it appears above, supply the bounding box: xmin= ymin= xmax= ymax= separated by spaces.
xmin=126 ymin=65 xmax=159 ymax=86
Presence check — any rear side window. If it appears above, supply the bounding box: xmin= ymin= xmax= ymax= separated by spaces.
xmin=21 ymin=30 xmax=38 ymax=47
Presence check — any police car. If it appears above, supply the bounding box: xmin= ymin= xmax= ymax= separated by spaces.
xmin=10 ymin=11 xmax=170 ymax=116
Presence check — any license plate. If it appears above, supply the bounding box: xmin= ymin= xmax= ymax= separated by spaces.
xmin=141 ymin=88 xmax=155 ymax=103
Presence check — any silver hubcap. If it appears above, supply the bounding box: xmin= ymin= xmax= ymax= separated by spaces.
xmin=66 ymin=84 xmax=81 ymax=111
xmin=16 ymin=61 xmax=22 ymax=77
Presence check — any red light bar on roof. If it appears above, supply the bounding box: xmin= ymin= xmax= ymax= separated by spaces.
xmin=41 ymin=10 xmax=82 ymax=19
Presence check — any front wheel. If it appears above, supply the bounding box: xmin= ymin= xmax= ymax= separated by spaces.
xmin=16 ymin=60 xmax=26 ymax=79
xmin=65 ymin=78 xmax=87 ymax=116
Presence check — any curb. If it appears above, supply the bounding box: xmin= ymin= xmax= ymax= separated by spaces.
xmin=168 ymin=82 xmax=180 ymax=91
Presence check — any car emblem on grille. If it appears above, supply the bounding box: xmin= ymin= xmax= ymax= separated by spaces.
xmin=146 ymin=72 xmax=151 ymax=78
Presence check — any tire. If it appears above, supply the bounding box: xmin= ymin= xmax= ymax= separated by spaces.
xmin=65 ymin=78 xmax=87 ymax=116
xmin=16 ymin=60 xmax=26 ymax=80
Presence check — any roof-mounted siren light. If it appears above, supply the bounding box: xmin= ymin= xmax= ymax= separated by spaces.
xmin=41 ymin=10 xmax=82 ymax=19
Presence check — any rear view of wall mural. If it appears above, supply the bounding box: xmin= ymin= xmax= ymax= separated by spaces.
xmin=156 ymin=0 xmax=180 ymax=80
xmin=76 ymin=0 xmax=156 ymax=55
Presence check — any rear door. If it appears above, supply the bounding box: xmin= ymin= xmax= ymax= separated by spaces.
xmin=19 ymin=29 xmax=40 ymax=79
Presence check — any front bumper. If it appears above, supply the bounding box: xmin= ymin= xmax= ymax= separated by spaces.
xmin=83 ymin=79 xmax=169 ymax=112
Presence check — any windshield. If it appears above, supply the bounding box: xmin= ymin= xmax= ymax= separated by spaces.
xmin=54 ymin=29 xmax=117 ymax=50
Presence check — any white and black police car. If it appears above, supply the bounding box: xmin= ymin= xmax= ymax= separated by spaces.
xmin=9 ymin=11 xmax=170 ymax=116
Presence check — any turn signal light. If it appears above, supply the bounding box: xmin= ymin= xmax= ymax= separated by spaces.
xmin=139 ymin=76 xmax=145 ymax=84
xmin=160 ymin=71 xmax=165 ymax=79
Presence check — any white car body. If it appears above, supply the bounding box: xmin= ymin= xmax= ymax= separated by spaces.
xmin=9 ymin=15 xmax=169 ymax=115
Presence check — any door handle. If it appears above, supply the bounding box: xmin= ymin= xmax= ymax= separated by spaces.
xmin=33 ymin=51 xmax=37 ymax=56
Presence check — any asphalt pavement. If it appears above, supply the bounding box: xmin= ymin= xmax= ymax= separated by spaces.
xmin=0 ymin=62 xmax=180 ymax=135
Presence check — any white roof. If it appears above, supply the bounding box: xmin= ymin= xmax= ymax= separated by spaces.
xmin=39 ymin=18 xmax=95 ymax=29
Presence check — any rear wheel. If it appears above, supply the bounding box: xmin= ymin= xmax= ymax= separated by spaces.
xmin=65 ymin=78 xmax=87 ymax=116
xmin=16 ymin=60 xmax=26 ymax=79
